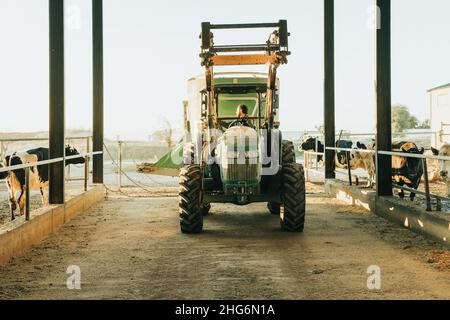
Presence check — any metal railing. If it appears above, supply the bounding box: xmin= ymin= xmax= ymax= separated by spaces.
xmin=323 ymin=146 xmax=450 ymax=212
xmin=0 ymin=136 xmax=92 ymax=182
xmin=300 ymin=131 xmax=439 ymax=148
xmin=302 ymin=149 xmax=370 ymax=185
xmin=0 ymin=150 xmax=102 ymax=221
xmin=302 ymin=150 xmax=324 ymax=182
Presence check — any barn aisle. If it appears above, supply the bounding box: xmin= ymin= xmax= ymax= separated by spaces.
xmin=0 ymin=184 xmax=449 ymax=300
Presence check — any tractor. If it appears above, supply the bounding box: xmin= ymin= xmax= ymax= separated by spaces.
xmin=179 ymin=21 xmax=305 ymax=234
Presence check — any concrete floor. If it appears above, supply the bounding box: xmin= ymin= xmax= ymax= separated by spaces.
xmin=0 ymin=183 xmax=449 ymax=300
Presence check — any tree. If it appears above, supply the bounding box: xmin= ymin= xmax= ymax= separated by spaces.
xmin=150 ymin=118 xmax=174 ymax=148
xmin=391 ymin=104 xmax=418 ymax=133
xmin=416 ymin=119 xmax=431 ymax=129
xmin=315 ymin=124 xmax=324 ymax=134
xmin=161 ymin=118 xmax=174 ymax=149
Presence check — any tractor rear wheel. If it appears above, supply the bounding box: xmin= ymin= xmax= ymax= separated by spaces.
xmin=280 ymin=163 xmax=306 ymax=232
xmin=179 ymin=165 xmax=203 ymax=234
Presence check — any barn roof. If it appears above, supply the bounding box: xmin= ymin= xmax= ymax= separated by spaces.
xmin=428 ymin=83 xmax=450 ymax=92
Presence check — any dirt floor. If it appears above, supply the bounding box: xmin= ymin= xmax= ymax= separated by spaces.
xmin=0 ymin=183 xmax=449 ymax=300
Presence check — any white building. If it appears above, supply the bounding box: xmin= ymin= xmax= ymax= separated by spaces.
xmin=429 ymin=83 xmax=450 ymax=147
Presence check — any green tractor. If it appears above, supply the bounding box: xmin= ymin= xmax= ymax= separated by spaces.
xmin=179 ymin=21 xmax=305 ymax=234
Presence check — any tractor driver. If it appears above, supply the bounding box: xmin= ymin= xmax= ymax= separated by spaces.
xmin=235 ymin=104 xmax=253 ymax=128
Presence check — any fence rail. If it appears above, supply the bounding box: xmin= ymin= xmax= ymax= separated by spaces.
xmin=300 ymin=130 xmax=441 ymax=150
xmin=0 ymin=136 xmax=91 ymax=142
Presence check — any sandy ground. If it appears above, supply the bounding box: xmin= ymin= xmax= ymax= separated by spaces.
xmin=0 ymin=183 xmax=449 ymax=300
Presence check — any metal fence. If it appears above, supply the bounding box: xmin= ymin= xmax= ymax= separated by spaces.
xmin=298 ymin=131 xmax=450 ymax=212
xmin=301 ymin=131 xmax=437 ymax=147
xmin=102 ymin=140 xmax=178 ymax=190
xmin=316 ymin=146 xmax=450 ymax=212
xmin=0 ymin=150 xmax=102 ymax=221
xmin=0 ymin=135 xmax=178 ymax=223
xmin=0 ymin=136 xmax=92 ymax=183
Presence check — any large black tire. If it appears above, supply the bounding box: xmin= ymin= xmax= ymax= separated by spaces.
xmin=201 ymin=203 xmax=211 ymax=216
xmin=280 ymin=163 xmax=306 ymax=232
xmin=267 ymin=202 xmax=280 ymax=215
xmin=282 ymin=140 xmax=295 ymax=164
xmin=179 ymin=165 xmax=203 ymax=234
xmin=267 ymin=140 xmax=296 ymax=215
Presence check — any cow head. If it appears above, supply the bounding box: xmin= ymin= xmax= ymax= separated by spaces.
xmin=399 ymin=144 xmax=424 ymax=179
xmin=356 ymin=142 xmax=367 ymax=150
xmin=431 ymin=147 xmax=439 ymax=156
xmin=65 ymin=145 xmax=85 ymax=165
xmin=335 ymin=140 xmax=353 ymax=165
xmin=300 ymin=136 xmax=318 ymax=151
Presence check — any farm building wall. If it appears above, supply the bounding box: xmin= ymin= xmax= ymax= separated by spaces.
xmin=429 ymin=85 xmax=450 ymax=148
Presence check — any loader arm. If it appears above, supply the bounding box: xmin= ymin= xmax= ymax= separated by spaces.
xmin=200 ymin=21 xmax=290 ymax=131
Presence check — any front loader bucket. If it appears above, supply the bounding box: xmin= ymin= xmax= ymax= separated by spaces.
xmin=137 ymin=142 xmax=183 ymax=177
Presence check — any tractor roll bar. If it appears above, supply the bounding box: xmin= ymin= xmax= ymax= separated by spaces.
xmin=210 ymin=22 xmax=280 ymax=29
xmin=201 ymin=20 xmax=289 ymax=52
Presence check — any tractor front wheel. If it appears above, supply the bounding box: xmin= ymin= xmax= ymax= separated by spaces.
xmin=201 ymin=203 xmax=211 ymax=216
xmin=268 ymin=202 xmax=280 ymax=215
xmin=280 ymin=163 xmax=306 ymax=232
xmin=179 ymin=165 xmax=203 ymax=234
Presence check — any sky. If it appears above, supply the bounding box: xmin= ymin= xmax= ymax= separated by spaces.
xmin=0 ymin=0 xmax=449 ymax=140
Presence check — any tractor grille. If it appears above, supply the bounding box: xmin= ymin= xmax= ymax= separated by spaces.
xmin=223 ymin=161 xmax=259 ymax=182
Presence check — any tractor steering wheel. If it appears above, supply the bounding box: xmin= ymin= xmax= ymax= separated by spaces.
xmin=228 ymin=119 xmax=240 ymax=129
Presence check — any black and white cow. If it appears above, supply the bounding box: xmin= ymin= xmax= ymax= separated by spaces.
xmin=367 ymin=141 xmax=424 ymax=200
xmin=334 ymin=140 xmax=376 ymax=187
xmin=299 ymin=136 xmax=324 ymax=162
xmin=0 ymin=163 xmax=8 ymax=180
xmin=2 ymin=146 xmax=85 ymax=220
xmin=300 ymin=136 xmax=424 ymax=197
xmin=334 ymin=140 xmax=367 ymax=168
xmin=431 ymin=144 xmax=450 ymax=196
xmin=390 ymin=141 xmax=424 ymax=200
xmin=299 ymin=136 xmax=367 ymax=166
xmin=299 ymin=136 xmax=373 ymax=185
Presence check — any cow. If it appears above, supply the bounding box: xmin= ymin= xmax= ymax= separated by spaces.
xmin=334 ymin=140 xmax=376 ymax=187
xmin=431 ymin=143 xmax=450 ymax=196
xmin=299 ymin=136 xmax=324 ymax=162
xmin=2 ymin=146 xmax=85 ymax=220
xmin=367 ymin=141 xmax=424 ymax=200
xmin=0 ymin=163 xmax=8 ymax=180
xmin=335 ymin=140 xmax=425 ymax=196
xmin=391 ymin=142 xmax=425 ymax=200
xmin=299 ymin=136 xmax=366 ymax=167
xmin=299 ymin=136 xmax=375 ymax=186
xmin=300 ymin=137 xmax=425 ymax=195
